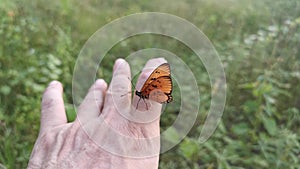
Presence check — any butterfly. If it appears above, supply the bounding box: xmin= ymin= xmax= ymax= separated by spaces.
xmin=135 ymin=63 xmax=173 ymax=109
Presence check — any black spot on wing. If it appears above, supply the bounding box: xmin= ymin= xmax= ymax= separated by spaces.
xmin=151 ymin=84 xmax=158 ymax=88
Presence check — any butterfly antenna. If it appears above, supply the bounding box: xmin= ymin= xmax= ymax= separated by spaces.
xmin=130 ymin=70 xmax=142 ymax=91
xmin=120 ymin=77 xmax=135 ymax=97
xmin=128 ymin=77 xmax=137 ymax=91
xmin=120 ymin=92 xmax=131 ymax=97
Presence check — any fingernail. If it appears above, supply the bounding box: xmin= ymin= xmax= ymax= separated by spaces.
xmin=49 ymin=80 xmax=59 ymax=86
xmin=113 ymin=58 xmax=125 ymax=72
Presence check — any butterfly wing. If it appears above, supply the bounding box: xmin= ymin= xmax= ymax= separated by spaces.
xmin=147 ymin=76 xmax=173 ymax=103
xmin=139 ymin=63 xmax=171 ymax=92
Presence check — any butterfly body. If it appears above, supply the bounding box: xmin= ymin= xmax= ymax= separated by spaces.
xmin=135 ymin=63 xmax=173 ymax=109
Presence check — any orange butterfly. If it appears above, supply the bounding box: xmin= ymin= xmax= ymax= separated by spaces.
xmin=135 ymin=63 xmax=173 ymax=109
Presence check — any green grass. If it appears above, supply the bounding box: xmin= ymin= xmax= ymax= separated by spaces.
xmin=1 ymin=0 xmax=300 ymax=168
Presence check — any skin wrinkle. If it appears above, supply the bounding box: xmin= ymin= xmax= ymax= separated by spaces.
xmin=58 ymin=126 xmax=72 ymax=157
xmin=34 ymin=124 xmax=71 ymax=167
xmin=39 ymin=131 xmax=55 ymax=157
xmin=67 ymin=132 xmax=112 ymax=168
xmin=58 ymin=124 xmax=107 ymax=168
xmin=57 ymin=127 xmax=74 ymax=162
xmin=61 ymin=131 xmax=81 ymax=167
xmin=98 ymin=115 xmax=149 ymax=157
xmin=41 ymin=98 xmax=54 ymax=111
xmin=73 ymin=122 xmax=85 ymax=150
xmin=127 ymin=121 xmax=156 ymax=139
xmin=140 ymin=125 xmax=149 ymax=139
xmin=86 ymin=143 xmax=111 ymax=168
xmin=125 ymin=122 xmax=160 ymax=156
xmin=49 ymin=129 xmax=61 ymax=162
xmin=126 ymin=121 xmax=142 ymax=138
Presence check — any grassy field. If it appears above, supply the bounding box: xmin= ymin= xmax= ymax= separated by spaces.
xmin=1 ymin=0 xmax=300 ymax=168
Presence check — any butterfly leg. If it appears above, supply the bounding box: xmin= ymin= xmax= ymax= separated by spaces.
xmin=143 ymin=99 xmax=148 ymax=110
xmin=136 ymin=97 xmax=148 ymax=110
xmin=136 ymin=97 xmax=142 ymax=109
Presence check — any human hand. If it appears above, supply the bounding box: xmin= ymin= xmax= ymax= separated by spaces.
xmin=27 ymin=58 xmax=167 ymax=169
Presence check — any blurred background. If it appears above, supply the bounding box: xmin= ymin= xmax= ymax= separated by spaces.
xmin=0 ymin=0 xmax=299 ymax=168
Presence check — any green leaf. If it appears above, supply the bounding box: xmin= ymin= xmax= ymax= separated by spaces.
xmin=65 ymin=104 xmax=76 ymax=122
xmin=243 ymin=100 xmax=259 ymax=113
xmin=0 ymin=85 xmax=11 ymax=95
xmin=163 ymin=127 xmax=179 ymax=144
xmin=262 ymin=116 xmax=277 ymax=136
xmin=232 ymin=122 xmax=249 ymax=135
xmin=179 ymin=138 xmax=199 ymax=159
